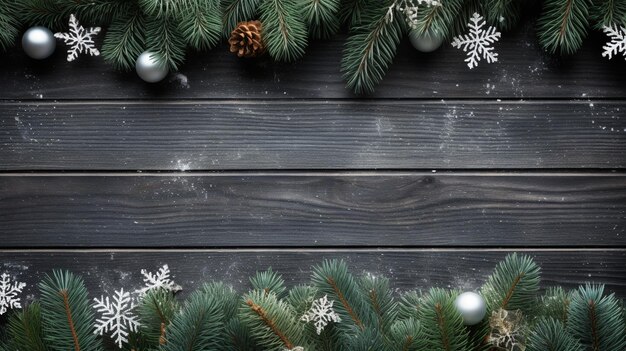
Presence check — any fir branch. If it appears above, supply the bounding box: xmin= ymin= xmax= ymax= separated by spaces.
xmin=359 ymin=274 xmax=397 ymax=335
xmin=240 ymin=290 xmax=305 ymax=351
xmin=162 ymin=290 xmax=225 ymax=351
xmin=19 ymin=0 xmax=128 ymax=30
xmin=39 ymin=270 xmax=102 ymax=351
xmin=7 ymin=302 xmax=48 ymax=351
xmin=341 ymin=0 xmax=404 ymax=94
xmin=259 ymin=0 xmax=309 ymax=62
xmin=0 ymin=0 xmax=19 ymax=51
xmin=527 ymin=317 xmax=583 ymax=351
xmin=287 ymin=285 xmax=318 ymax=318
xmin=539 ymin=287 xmax=572 ymax=325
xmin=300 ymin=0 xmax=341 ymax=39
xmin=223 ymin=317 xmax=260 ymax=351
xmin=138 ymin=0 xmax=195 ymax=18
xmin=251 ymin=268 xmax=287 ymax=298
xmin=591 ymin=0 xmax=626 ymax=29
xmin=388 ymin=318 xmax=424 ymax=351
xmin=202 ymin=282 xmax=240 ymax=322
xmin=450 ymin=0 xmax=483 ymax=38
xmin=567 ymin=284 xmax=626 ymax=351
xmin=312 ymin=260 xmax=369 ymax=330
xmin=537 ymin=0 xmax=592 ymax=55
xmin=418 ymin=288 xmax=469 ymax=351
xmin=145 ymin=14 xmax=186 ymax=70
xmin=340 ymin=0 xmax=370 ymax=27
xmin=137 ymin=289 xmax=178 ymax=347
xmin=101 ymin=6 xmax=145 ymax=71
xmin=179 ymin=0 xmax=222 ymax=51
xmin=397 ymin=291 xmax=421 ymax=321
xmin=341 ymin=327 xmax=385 ymax=350
xmin=484 ymin=0 xmax=522 ymax=30
xmin=481 ymin=253 xmax=541 ymax=314
xmin=221 ymin=0 xmax=262 ymax=37
xmin=412 ymin=0 xmax=464 ymax=38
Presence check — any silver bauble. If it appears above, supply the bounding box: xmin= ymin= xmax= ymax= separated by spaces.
xmin=22 ymin=27 xmax=56 ymax=59
xmin=409 ymin=28 xmax=444 ymax=53
xmin=136 ymin=51 xmax=168 ymax=83
xmin=454 ymin=292 xmax=487 ymax=325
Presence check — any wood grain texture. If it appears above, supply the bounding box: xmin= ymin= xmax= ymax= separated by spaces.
xmin=1 ymin=250 xmax=624 ymax=298
xmin=1 ymin=174 xmax=624 ymax=247
xmin=1 ymin=101 xmax=624 ymax=170
xmin=1 ymin=26 xmax=624 ymax=100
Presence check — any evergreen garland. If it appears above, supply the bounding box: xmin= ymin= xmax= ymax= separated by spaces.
xmin=341 ymin=0 xmax=404 ymax=94
xmin=0 ymin=254 xmax=625 ymax=350
xmin=536 ymin=0 xmax=592 ymax=55
xmin=39 ymin=270 xmax=101 ymax=351
xmin=2 ymin=0 xmax=626 ymax=92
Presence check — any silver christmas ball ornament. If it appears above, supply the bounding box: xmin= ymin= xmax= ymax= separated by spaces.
xmin=22 ymin=27 xmax=56 ymax=59
xmin=136 ymin=51 xmax=168 ymax=83
xmin=409 ymin=28 xmax=444 ymax=53
xmin=454 ymin=292 xmax=487 ymax=325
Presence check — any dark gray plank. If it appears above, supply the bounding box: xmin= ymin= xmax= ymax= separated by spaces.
xmin=1 ymin=101 xmax=624 ymax=170
xmin=1 ymin=25 xmax=625 ymax=99
xmin=1 ymin=249 xmax=625 ymax=299
xmin=1 ymin=174 xmax=624 ymax=247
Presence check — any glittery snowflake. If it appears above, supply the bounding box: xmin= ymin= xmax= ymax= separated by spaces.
xmin=284 ymin=348 xmax=304 ymax=351
xmin=386 ymin=0 xmax=440 ymax=28
xmin=93 ymin=289 xmax=140 ymax=348
xmin=54 ymin=14 xmax=101 ymax=62
xmin=602 ymin=25 xmax=626 ymax=60
xmin=0 ymin=273 xmax=26 ymax=315
xmin=135 ymin=264 xmax=181 ymax=297
xmin=301 ymin=295 xmax=341 ymax=335
xmin=451 ymin=13 xmax=501 ymax=69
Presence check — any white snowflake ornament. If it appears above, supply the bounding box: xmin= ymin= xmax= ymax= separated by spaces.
xmin=135 ymin=264 xmax=181 ymax=297
xmin=602 ymin=25 xmax=626 ymax=60
xmin=0 ymin=273 xmax=26 ymax=315
xmin=301 ymin=295 xmax=341 ymax=335
xmin=54 ymin=14 xmax=101 ymax=62
xmin=93 ymin=288 xmax=140 ymax=348
xmin=452 ymin=13 xmax=501 ymax=69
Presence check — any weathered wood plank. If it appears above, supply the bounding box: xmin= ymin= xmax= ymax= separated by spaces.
xmin=1 ymin=101 xmax=624 ymax=170
xmin=1 ymin=250 xmax=624 ymax=298
xmin=1 ymin=26 xmax=624 ymax=99
xmin=1 ymin=174 xmax=624 ymax=247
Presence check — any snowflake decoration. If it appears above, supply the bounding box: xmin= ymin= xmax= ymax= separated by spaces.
xmin=451 ymin=13 xmax=502 ymax=69
xmin=301 ymin=295 xmax=341 ymax=335
xmin=135 ymin=264 xmax=181 ymax=297
xmin=54 ymin=14 xmax=101 ymax=62
xmin=602 ymin=25 xmax=626 ymax=60
xmin=0 ymin=273 xmax=26 ymax=315
xmin=284 ymin=348 xmax=304 ymax=351
xmin=93 ymin=288 xmax=140 ymax=348
xmin=386 ymin=0 xmax=440 ymax=28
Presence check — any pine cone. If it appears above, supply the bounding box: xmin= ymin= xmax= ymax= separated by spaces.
xmin=229 ymin=21 xmax=265 ymax=58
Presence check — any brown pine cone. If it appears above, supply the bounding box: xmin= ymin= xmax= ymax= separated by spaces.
xmin=229 ymin=21 xmax=265 ymax=58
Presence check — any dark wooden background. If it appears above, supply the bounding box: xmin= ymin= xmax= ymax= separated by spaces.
xmin=1 ymin=20 xmax=625 ymax=300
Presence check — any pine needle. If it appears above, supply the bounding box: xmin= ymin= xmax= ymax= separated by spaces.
xmin=341 ymin=0 xmax=403 ymax=94
xmin=537 ymin=0 xmax=592 ymax=55
xmin=259 ymin=0 xmax=308 ymax=62
xmin=101 ymin=7 xmax=145 ymax=71
xmin=300 ymin=0 xmax=341 ymax=39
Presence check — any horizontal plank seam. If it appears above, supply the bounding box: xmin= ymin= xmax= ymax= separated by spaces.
xmin=0 ymin=170 xmax=625 ymax=176
xmin=1 ymin=98 xmax=626 ymax=105
xmin=0 ymin=248 xmax=624 ymax=253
